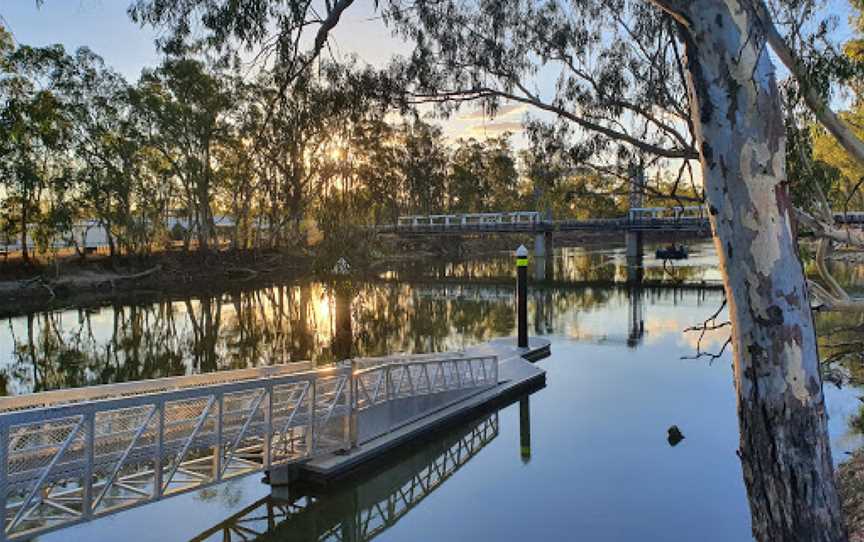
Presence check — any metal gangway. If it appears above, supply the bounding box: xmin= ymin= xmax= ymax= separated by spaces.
xmin=0 ymin=354 xmax=498 ymax=541
xmin=191 ymin=411 xmax=500 ymax=542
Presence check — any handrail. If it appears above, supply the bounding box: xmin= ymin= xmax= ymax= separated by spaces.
xmin=0 ymin=361 xmax=315 ymax=413
xmin=352 ymin=354 xmax=492 ymax=377
xmin=0 ymin=352 xmax=498 ymax=541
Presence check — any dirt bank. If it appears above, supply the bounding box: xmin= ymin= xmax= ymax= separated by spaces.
xmin=838 ymin=451 xmax=864 ymax=540
xmin=0 ymin=249 xmax=316 ymax=318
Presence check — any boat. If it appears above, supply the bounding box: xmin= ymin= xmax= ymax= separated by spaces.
xmin=655 ymin=244 xmax=689 ymax=260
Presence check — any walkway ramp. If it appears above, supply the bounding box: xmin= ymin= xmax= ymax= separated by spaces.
xmin=0 ymin=338 xmax=548 ymax=541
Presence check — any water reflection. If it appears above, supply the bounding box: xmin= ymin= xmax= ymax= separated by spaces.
xmin=0 ymin=281 xmax=724 ymax=396
xmin=23 ymin=238 xmax=864 ymax=542
xmin=0 ymin=240 xmax=726 ymax=397
xmin=383 ymin=240 xmax=722 ymax=285
xmin=191 ymin=410 xmax=503 ymax=542
xmin=519 ymin=396 xmax=531 ymax=464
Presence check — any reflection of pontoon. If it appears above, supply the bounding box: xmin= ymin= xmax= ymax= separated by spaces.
xmin=190 ymin=412 xmax=500 ymax=542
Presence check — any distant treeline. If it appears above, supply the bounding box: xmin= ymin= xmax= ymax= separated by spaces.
xmin=0 ymin=28 xmax=637 ymax=263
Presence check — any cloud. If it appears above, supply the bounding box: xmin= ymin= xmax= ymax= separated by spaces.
xmin=464 ymin=121 xmax=525 ymax=137
xmin=458 ymin=104 xmax=528 ymax=120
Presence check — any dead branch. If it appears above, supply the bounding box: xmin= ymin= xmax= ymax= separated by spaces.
xmin=681 ymin=336 xmax=732 ymax=362
xmin=682 ymin=299 xmax=731 ymax=361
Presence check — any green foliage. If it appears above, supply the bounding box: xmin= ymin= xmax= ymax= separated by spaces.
xmin=783 ymin=0 xmax=864 ymax=213
xmin=0 ymin=40 xmax=76 ymax=261
xmin=448 ymin=136 xmax=520 ymax=213
xmin=1 ymin=17 xmax=663 ymax=266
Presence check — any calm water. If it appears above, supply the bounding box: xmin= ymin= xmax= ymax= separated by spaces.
xmin=2 ymin=239 xmax=862 ymax=541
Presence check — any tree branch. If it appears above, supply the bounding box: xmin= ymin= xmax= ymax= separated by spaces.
xmin=749 ymin=0 xmax=864 ymax=167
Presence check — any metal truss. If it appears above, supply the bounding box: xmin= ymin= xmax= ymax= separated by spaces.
xmin=0 ymin=354 xmax=498 ymax=541
xmin=353 ymin=355 xmax=498 ymax=412
xmin=191 ymin=412 xmax=500 ymax=542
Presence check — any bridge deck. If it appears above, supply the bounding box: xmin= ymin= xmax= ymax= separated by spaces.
xmin=374 ymin=211 xmax=864 ymax=236
xmin=374 ymin=217 xmax=711 ymax=235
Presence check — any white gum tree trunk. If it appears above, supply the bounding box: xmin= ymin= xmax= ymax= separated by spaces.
xmin=660 ymin=0 xmax=847 ymax=538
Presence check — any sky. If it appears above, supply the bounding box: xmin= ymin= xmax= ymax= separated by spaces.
xmin=0 ymin=0 xmax=529 ymax=144
xmin=0 ymin=0 xmax=859 ymax=150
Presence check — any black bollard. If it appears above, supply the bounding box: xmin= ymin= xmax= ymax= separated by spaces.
xmin=516 ymin=244 xmax=528 ymax=348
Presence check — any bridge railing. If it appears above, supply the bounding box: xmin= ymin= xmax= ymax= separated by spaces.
xmin=395 ymin=211 xmax=540 ymax=229
xmin=0 ymin=353 xmax=498 ymax=541
xmin=628 ymin=206 xmax=705 ymax=222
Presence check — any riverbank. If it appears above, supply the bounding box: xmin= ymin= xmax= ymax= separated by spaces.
xmin=0 ymin=244 xmax=507 ymax=317
xmin=0 ymin=249 xmax=318 ymax=318
xmin=839 ymin=452 xmax=864 ymax=541
xmin=0 ymin=230 xmax=713 ymax=318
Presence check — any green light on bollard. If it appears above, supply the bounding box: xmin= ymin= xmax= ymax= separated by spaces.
xmin=515 ymin=244 xmax=529 ymax=267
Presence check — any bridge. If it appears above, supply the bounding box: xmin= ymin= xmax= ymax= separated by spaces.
xmin=0 ymin=339 xmax=547 ymax=541
xmin=379 ymin=208 xmax=864 ymax=236
xmin=376 ymin=208 xmax=864 ymax=266
xmin=376 ymin=209 xmax=710 ymax=235
xmin=374 ymin=208 xmax=710 ymax=265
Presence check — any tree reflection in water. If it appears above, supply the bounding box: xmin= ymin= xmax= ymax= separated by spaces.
xmin=0 ymin=278 xmax=721 ymax=397
xmin=0 ymin=242 xmax=723 ymax=396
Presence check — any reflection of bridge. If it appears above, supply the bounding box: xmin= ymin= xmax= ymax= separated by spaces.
xmin=191 ymin=412 xmax=500 ymax=542
xmin=386 ymin=278 xmax=721 ymax=349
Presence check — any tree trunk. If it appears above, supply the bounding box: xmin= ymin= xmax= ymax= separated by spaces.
xmin=20 ymin=204 xmax=29 ymax=263
xmin=670 ymin=0 xmax=847 ymax=539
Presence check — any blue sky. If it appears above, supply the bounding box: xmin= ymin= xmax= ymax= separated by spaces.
xmin=1 ymin=0 xmax=859 ymax=147
xmin=2 ymin=1 xmax=160 ymax=81
xmin=0 ymin=0 xmax=533 ymax=142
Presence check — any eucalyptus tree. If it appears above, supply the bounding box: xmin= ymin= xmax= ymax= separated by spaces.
xmin=56 ymin=48 xmax=152 ymax=257
xmin=448 ymin=136 xmax=520 ymax=212
xmin=128 ymin=0 xmax=366 ymax=142
xmin=249 ymin=70 xmax=342 ymax=247
xmin=400 ymin=120 xmax=449 ymax=214
xmin=385 ymin=0 xmax=860 ymax=538
xmin=354 ymin=119 xmax=406 ymax=224
xmin=130 ymin=58 xmax=237 ymax=251
xmin=0 ymin=39 xmax=75 ymax=262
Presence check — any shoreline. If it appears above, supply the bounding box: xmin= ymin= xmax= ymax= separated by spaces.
xmin=0 ymin=231 xmax=713 ymax=318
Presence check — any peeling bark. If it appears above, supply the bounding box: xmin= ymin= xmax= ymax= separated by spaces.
xmin=669 ymin=0 xmax=847 ymax=539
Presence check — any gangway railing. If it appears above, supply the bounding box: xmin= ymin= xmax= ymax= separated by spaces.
xmin=0 ymin=354 xmax=497 ymax=541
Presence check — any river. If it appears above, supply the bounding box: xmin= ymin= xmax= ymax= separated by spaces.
xmin=3 ymin=239 xmax=864 ymax=541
